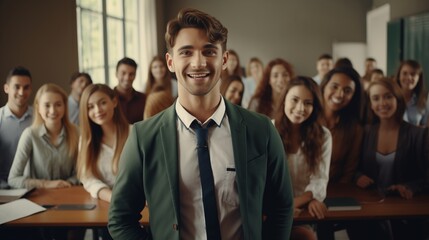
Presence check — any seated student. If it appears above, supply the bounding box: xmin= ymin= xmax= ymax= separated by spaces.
xmin=0 ymin=66 xmax=33 ymax=188
xmin=242 ymin=57 xmax=264 ymax=108
xmin=68 ymin=72 xmax=93 ymax=125
xmin=220 ymin=49 xmax=244 ymax=94
xmin=370 ymin=68 xmax=384 ymax=83
xmin=145 ymin=56 xmax=177 ymax=98
xmin=222 ymin=75 xmax=245 ymax=106
xmin=275 ymin=76 xmax=332 ymax=240
xmin=317 ymin=67 xmax=364 ymax=240
xmin=350 ymin=78 xmax=429 ymax=240
xmin=313 ymin=54 xmax=333 ymax=85
xmin=361 ymin=58 xmax=377 ymax=89
xmin=249 ymin=58 xmax=294 ymax=119
xmin=334 ymin=57 xmax=353 ymax=68
xmin=77 ymin=84 xmax=129 ymax=202
xmin=395 ymin=59 xmax=429 ymax=127
xmin=8 ymin=83 xmax=79 ymax=189
xmin=143 ymin=85 xmax=174 ymax=119
xmin=114 ymin=57 xmax=146 ymax=124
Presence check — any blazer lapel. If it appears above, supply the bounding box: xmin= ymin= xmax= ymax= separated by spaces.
xmin=159 ymin=104 xmax=180 ymax=222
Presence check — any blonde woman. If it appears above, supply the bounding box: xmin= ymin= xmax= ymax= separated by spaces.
xmin=77 ymin=84 xmax=129 ymax=202
xmin=8 ymin=83 xmax=79 ymax=189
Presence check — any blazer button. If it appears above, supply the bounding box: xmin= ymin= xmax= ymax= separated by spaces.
xmin=173 ymin=224 xmax=179 ymax=231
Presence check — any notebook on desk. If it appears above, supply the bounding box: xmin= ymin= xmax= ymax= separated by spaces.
xmin=0 ymin=187 xmax=35 ymax=203
xmin=324 ymin=197 xmax=362 ymax=211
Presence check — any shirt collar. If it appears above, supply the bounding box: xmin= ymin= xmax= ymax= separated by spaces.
xmin=38 ymin=124 xmax=66 ymax=138
xmin=4 ymin=105 xmax=33 ymax=120
xmin=175 ymin=97 xmax=226 ymax=129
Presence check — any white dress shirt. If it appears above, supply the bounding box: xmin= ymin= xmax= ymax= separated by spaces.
xmin=175 ymin=97 xmax=243 ymax=240
xmin=287 ymin=126 xmax=332 ymax=202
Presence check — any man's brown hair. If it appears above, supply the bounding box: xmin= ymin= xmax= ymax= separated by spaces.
xmin=165 ymin=8 xmax=228 ymax=52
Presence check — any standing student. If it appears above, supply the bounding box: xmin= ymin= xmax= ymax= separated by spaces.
xmin=395 ymin=60 xmax=429 ymax=127
xmin=8 ymin=83 xmax=79 ymax=189
xmin=114 ymin=57 xmax=146 ymax=124
xmin=108 ymin=8 xmax=293 ymax=240
xmin=248 ymin=58 xmax=294 ymax=119
xmin=351 ymin=78 xmax=429 ymax=239
xmin=276 ymin=76 xmax=332 ymax=240
xmin=77 ymin=84 xmax=129 ymax=202
xmin=68 ymin=71 xmax=93 ymax=125
xmin=0 ymin=66 xmax=33 ymax=188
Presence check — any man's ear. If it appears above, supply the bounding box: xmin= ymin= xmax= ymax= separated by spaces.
xmin=222 ymin=51 xmax=229 ymax=71
xmin=4 ymin=83 xmax=9 ymax=94
xmin=166 ymin=52 xmax=175 ymax=72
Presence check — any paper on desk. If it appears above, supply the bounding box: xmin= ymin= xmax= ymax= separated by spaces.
xmin=0 ymin=198 xmax=46 ymax=225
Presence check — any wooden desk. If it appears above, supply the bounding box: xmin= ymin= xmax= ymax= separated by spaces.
xmin=4 ymin=184 xmax=429 ymax=227
xmin=295 ymin=184 xmax=429 ymax=222
xmin=5 ymin=187 xmax=108 ymax=227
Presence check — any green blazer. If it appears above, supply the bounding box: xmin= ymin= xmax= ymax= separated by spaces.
xmin=108 ymin=101 xmax=293 ymax=240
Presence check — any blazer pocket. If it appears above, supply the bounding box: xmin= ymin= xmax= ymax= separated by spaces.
xmin=247 ymin=153 xmax=266 ymax=168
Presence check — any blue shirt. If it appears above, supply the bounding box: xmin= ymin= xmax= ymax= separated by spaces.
xmin=68 ymin=95 xmax=79 ymax=126
xmin=0 ymin=105 xmax=33 ymax=182
xmin=403 ymin=93 xmax=429 ymax=126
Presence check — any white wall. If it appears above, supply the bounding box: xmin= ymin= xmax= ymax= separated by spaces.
xmin=367 ymin=4 xmax=390 ymax=73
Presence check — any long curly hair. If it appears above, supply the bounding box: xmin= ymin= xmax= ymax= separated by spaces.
xmin=275 ymin=76 xmax=324 ymax=174
xmin=251 ymin=58 xmax=294 ymax=117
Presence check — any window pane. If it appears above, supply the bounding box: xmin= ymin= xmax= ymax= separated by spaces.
xmin=107 ymin=18 xmax=124 ymax=84
xmin=80 ymin=10 xmax=104 ymax=77
xmin=124 ymin=0 xmax=138 ymax=21
xmin=125 ymin=22 xmax=139 ymax=59
xmin=109 ymin=67 xmax=118 ymax=89
xmin=87 ymin=67 xmax=106 ymax=84
xmin=78 ymin=0 xmax=102 ymax=11
xmin=106 ymin=0 xmax=123 ymax=18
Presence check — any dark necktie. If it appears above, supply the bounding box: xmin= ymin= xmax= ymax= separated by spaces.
xmin=191 ymin=120 xmax=221 ymax=240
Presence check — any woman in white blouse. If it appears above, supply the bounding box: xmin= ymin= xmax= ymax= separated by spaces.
xmin=77 ymin=84 xmax=129 ymax=202
xmin=275 ymin=76 xmax=332 ymax=240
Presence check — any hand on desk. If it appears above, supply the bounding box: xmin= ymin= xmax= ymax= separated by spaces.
xmin=356 ymin=175 xmax=374 ymax=188
xmin=388 ymin=184 xmax=413 ymax=200
xmin=308 ymin=199 xmax=327 ymax=219
xmin=43 ymin=180 xmax=72 ymax=189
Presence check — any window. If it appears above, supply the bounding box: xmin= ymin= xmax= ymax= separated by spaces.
xmin=76 ymin=0 xmax=141 ymax=88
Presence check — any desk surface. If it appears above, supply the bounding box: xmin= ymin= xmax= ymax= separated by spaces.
xmin=5 ymin=186 xmax=149 ymax=227
xmin=4 ymin=184 xmax=429 ymax=227
xmin=295 ymin=184 xmax=429 ymax=222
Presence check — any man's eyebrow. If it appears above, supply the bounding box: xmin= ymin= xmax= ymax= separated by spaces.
xmin=203 ymin=43 xmax=219 ymax=49
xmin=177 ymin=45 xmax=194 ymax=52
xmin=176 ymin=43 xmax=219 ymax=52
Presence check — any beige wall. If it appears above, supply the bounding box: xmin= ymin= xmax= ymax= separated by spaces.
xmin=372 ymin=0 xmax=429 ymax=19
xmin=0 ymin=0 xmax=79 ymax=106
xmin=1 ymin=0 xmax=428 ymax=106
xmin=157 ymin=0 xmax=372 ymax=77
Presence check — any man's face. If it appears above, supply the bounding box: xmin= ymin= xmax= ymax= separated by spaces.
xmin=71 ymin=76 xmax=91 ymax=97
xmin=4 ymin=75 xmax=32 ymax=109
xmin=317 ymin=59 xmax=333 ymax=77
xmin=116 ymin=64 xmax=136 ymax=91
xmin=166 ymin=28 xmax=228 ymax=97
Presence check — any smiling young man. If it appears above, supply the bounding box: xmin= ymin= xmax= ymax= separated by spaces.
xmin=108 ymin=8 xmax=293 ymax=240
xmin=0 ymin=66 xmax=33 ymax=188
xmin=114 ymin=57 xmax=146 ymax=124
